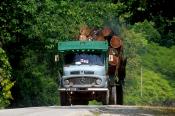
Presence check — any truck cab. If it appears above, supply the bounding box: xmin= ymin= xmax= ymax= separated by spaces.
xmin=58 ymin=41 xmax=109 ymax=105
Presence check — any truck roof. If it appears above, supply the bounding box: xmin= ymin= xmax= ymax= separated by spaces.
xmin=58 ymin=41 xmax=108 ymax=53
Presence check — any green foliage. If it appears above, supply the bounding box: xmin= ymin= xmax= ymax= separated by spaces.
xmin=124 ymin=70 xmax=175 ymax=106
xmin=132 ymin=20 xmax=161 ymax=43
xmin=153 ymin=17 xmax=175 ymax=46
xmin=13 ymin=49 xmax=59 ymax=107
xmin=141 ymin=44 xmax=175 ymax=89
xmin=0 ymin=48 xmax=14 ymax=108
xmin=29 ymin=1 xmax=126 ymax=49
xmin=120 ymin=26 xmax=148 ymax=80
xmin=119 ymin=0 xmax=175 ymax=47
xmin=1 ymin=0 xmax=175 ymax=107
xmin=1 ymin=0 xmax=127 ymax=107
xmin=123 ymin=21 xmax=175 ymax=106
xmin=88 ymin=100 xmax=102 ymax=105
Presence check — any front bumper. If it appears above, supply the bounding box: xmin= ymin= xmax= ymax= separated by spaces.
xmin=59 ymin=88 xmax=108 ymax=92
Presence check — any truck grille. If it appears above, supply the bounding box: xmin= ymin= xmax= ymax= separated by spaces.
xmin=68 ymin=77 xmax=97 ymax=85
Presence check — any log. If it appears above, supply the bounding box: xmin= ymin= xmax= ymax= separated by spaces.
xmin=96 ymin=35 xmax=105 ymax=41
xmin=110 ymin=36 xmax=122 ymax=48
xmin=80 ymin=25 xmax=91 ymax=36
xmin=79 ymin=35 xmax=87 ymax=41
xmin=102 ymin=27 xmax=113 ymax=36
xmin=89 ymin=28 xmax=102 ymax=40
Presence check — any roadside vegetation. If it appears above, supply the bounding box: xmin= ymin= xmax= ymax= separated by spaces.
xmin=0 ymin=0 xmax=175 ymax=107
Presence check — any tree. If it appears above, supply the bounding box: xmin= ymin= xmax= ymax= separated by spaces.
xmin=0 ymin=48 xmax=14 ymax=108
xmin=119 ymin=0 xmax=175 ymax=46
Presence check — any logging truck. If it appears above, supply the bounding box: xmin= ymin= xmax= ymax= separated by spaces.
xmin=56 ymin=27 xmax=127 ymax=105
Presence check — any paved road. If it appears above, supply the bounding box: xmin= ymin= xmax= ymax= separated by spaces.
xmin=0 ymin=105 xmax=174 ymax=116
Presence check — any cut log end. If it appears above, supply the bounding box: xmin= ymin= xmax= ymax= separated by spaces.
xmin=110 ymin=36 xmax=122 ymax=48
xmin=102 ymin=27 xmax=113 ymax=37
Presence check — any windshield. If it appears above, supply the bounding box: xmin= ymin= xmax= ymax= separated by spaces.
xmin=64 ymin=53 xmax=104 ymax=65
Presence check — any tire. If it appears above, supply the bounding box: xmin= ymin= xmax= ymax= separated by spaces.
xmin=102 ymin=90 xmax=109 ymax=105
xmin=109 ymin=86 xmax=117 ymax=105
xmin=116 ymin=84 xmax=123 ymax=105
xmin=60 ymin=92 xmax=69 ymax=106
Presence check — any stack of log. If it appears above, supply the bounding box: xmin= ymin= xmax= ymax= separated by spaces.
xmin=76 ymin=25 xmax=126 ymax=81
xmin=77 ymin=25 xmax=105 ymax=41
xmin=101 ymin=27 xmax=125 ymax=81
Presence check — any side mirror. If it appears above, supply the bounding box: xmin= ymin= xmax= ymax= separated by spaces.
xmin=55 ymin=55 xmax=59 ymax=62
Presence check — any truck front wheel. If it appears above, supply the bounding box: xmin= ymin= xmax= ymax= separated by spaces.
xmin=60 ymin=92 xmax=69 ymax=106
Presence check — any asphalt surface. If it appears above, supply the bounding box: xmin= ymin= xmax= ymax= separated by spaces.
xmin=0 ymin=105 xmax=174 ymax=116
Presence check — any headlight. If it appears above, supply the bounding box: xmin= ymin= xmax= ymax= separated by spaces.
xmin=96 ymin=79 xmax=102 ymax=85
xmin=64 ymin=80 xmax=69 ymax=85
